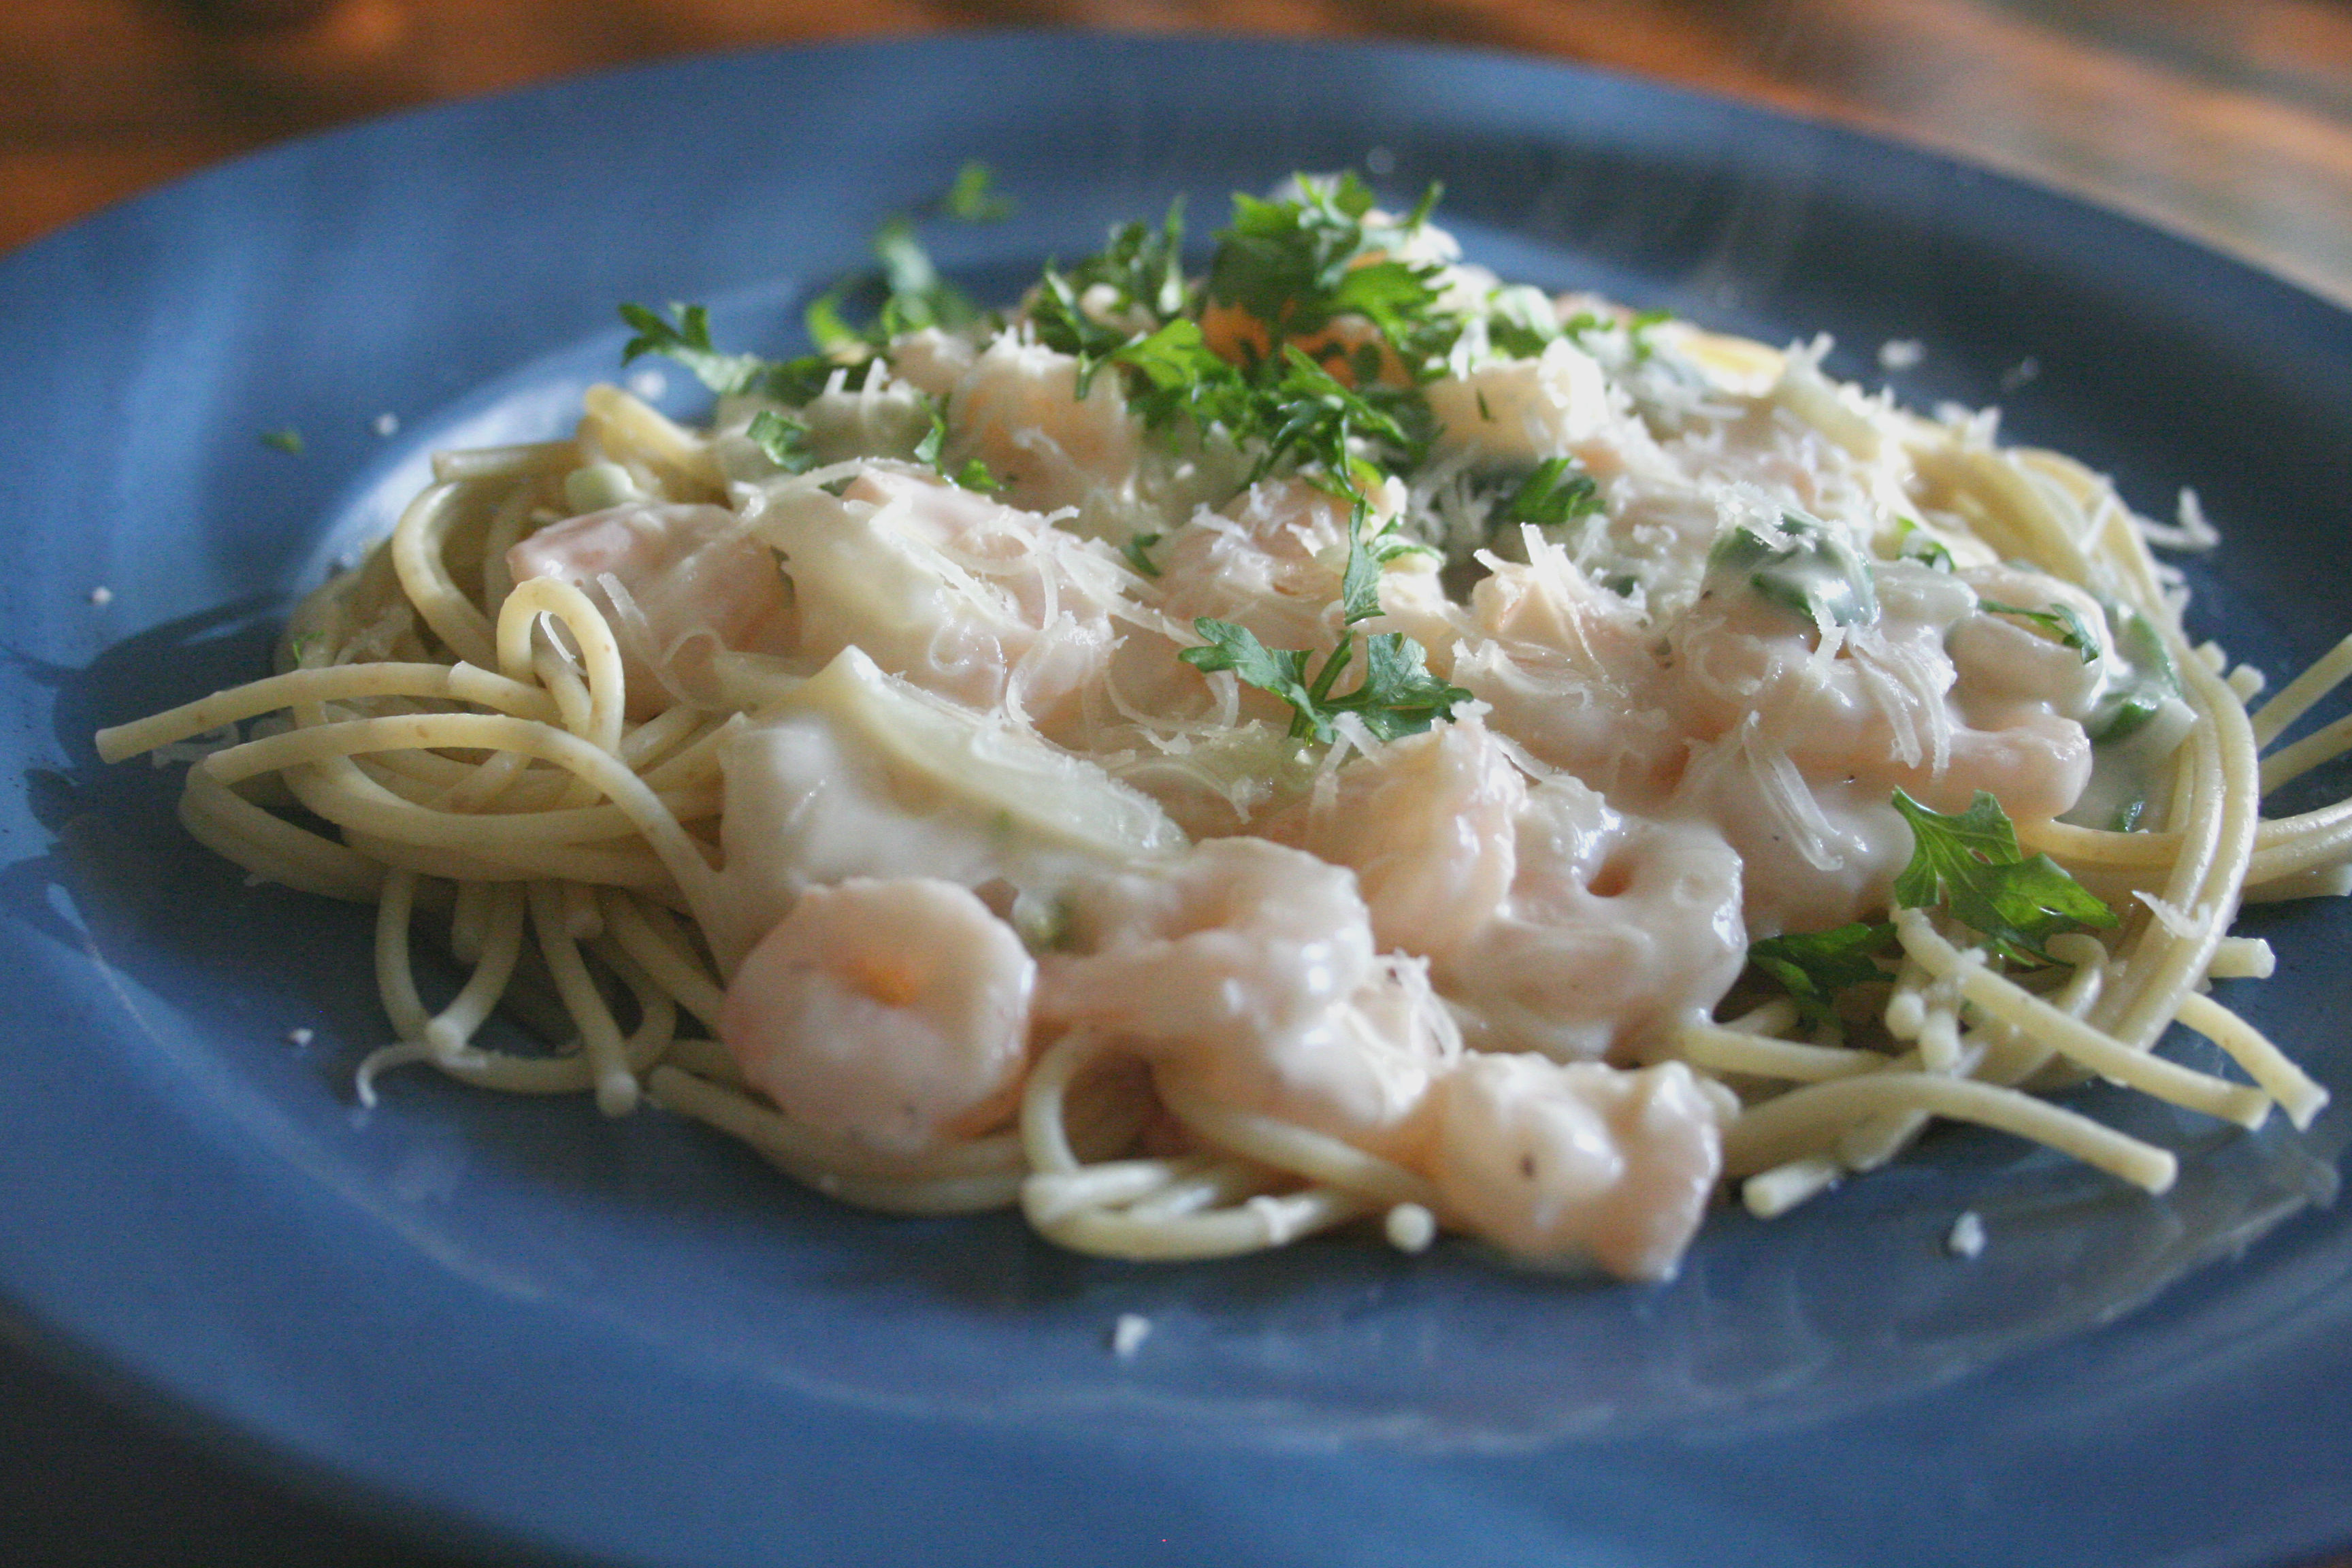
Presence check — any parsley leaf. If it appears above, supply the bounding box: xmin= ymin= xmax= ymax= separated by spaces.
xmin=1179 ymin=620 xmax=1319 ymax=722
xmin=1627 ymin=306 xmax=1671 ymax=362
xmin=1891 ymin=518 xmax=1955 ymax=571
xmin=259 ymin=428 xmax=304 ymax=455
xmin=1063 ymin=199 xmax=1189 ymax=325
xmin=619 ymin=301 xmax=847 ymax=406
xmin=619 ymin=302 xmax=770 ymax=395
xmin=1747 ymin=922 xmax=1898 ymax=1026
xmin=949 ymin=459 xmax=1005 ymax=493
xmin=1205 ymin=174 xmax=1457 ymax=378
xmin=1323 ymin=632 xmax=1470 ymax=741
xmin=746 ymin=409 xmax=817 ymax=473
xmin=866 ymin=216 xmax=981 ymax=336
xmin=1337 ymin=510 xmax=1385 ymax=624
xmin=1179 ymin=512 xmax=1468 ymax=745
xmin=1121 ymin=532 xmax=1163 ymax=578
xmin=1978 ymin=596 xmax=2097 ymax=662
xmin=2087 ymin=604 xmax=2178 ymax=742
xmin=1707 ymin=510 xmax=1879 ymax=628
xmin=1891 ymin=789 xmax=2117 ymax=964
xmin=912 ymin=399 xmax=1006 ymax=493
xmin=939 ymin=161 xmax=1013 ymax=223
xmin=1179 ymin=617 xmax=1469 ymax=745
xmin=1497 ymin=457 xmax=1603 ymax=529
xmin=1028 ymin=270 xmax=1140 ymax=391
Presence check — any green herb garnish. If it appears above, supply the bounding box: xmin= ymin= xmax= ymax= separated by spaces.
xmin=1889 ymin=789 xmax=2117 ymax=964
xmin=1121 ymin=532 xmax=1164 ymax=578
xmin=1496 ymin=457 xmax=1603 ymax=529
xmin=1205 ymin=173 xmax=1456 ymax=378
xmin=1707 ymin=510 xmax=1879 ymax=628
xmin=1978 ymin=596 xmax=2098 ymax=662
xmin=1742 ymin=789 xmax=2117 ymax=1019
xmin=939 ymin=161 xmax=1014 ymax=223
xmin=1181 ymin=518 xmax=1467 ymax=744
xmin=2086 ymin=604 xmax=2179 ymax=742
xmin=746 ymin=409 xmax=817 ymax=473
xmin=1746 ymin=922 xmax=1899 ymax=1026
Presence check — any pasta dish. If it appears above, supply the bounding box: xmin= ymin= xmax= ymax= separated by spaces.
xmin=97 ymin=172 xmax=2347 ymax=1281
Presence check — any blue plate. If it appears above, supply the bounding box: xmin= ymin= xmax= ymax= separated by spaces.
xmin=5 ymin=32 xmax=2351 ymax=1568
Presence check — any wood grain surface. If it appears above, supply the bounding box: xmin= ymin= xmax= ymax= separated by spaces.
xmin=5 ymin=0 xmax=2351 ymax=305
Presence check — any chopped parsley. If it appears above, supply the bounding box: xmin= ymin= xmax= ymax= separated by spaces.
xmin=1977 ymin=596 xmax=2097 ymax=662
xmin=911 ymin=399 xmax=1006 ymax=493
xmin=621 ymin=165 xmax=1015 ymax=410
xmin=939 ymin=161 xmax=1014 ymax=223
xmin=1708 ymin=510 xmax=1879 ymax=629
xmin=1181 ymin=521 xmax=1469 ymax=745
xmin=1120 ymin=532 xmax=1164 ymax=578
xmin=1746 ymin=922 xmax=1898 ymax=1027
xmin=619 ymin=303 xmax=770 ymax=396
xmin=1056 ymin=199 xmax=1190 ymax=327
xmin=1205 ymin=172 xmax=1457 ymax=379
xmin=1495 ymin=457 xmax=1603 ymax=529
xmin=619 ymin=301 xmax=843 ymax=406
xmin=259 ymin=428 xmax=304 ymax=455
xmin=1744 ymin=789 xmax=2117 ymax=1019
xmin=1891 ymin=518 xmax=1955 ymax=571
xmin=1889 ymin=789 xmax=2117 ymax=966
xmin=2086 ymin=604 xmax=2179 ymax=742
xmin=746 ymin=409 xmax=817 ymax=474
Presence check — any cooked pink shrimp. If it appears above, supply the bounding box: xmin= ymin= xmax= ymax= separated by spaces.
xmin=943 ymin=333 xmax=1146 ymax=521
xmin=1446 ymin=532 xmax=1684 ymax=808
xmin=1425 ymin=1053 xmax=1725 ymax=1280
xmin=1944 ymin=563 xmax=2110 ymax=722
xmin=1043 ymin=836 xmax=1463 ymax=1162
xmin=1152 ymin=476 xmax=1386 ymax=653
xmin=1438 ymin=775 xmax=1748 ymax=1063
xmin=1274 ymin=710 xmax=1526 ymax=960
xmin=1424 ymin=338 xmax=1648 ymax=477
xmin=509 ymin=501 xmax=793 ymax=717
xmin=754 ymin=468 xmax=1126 ymax=731
xmin=1040 ymin=836 xmax=1375 ymax=1049
xmin=1669 ymin=558 xmax=2091 ymax=819
xmin=1151 ymin=952 xmax=1465 ymax=1165
xmin=720 ymin=878 xmax=1036 ymax=1161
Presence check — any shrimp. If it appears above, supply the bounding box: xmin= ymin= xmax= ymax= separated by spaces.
xmin=508 ymin=501 xmax=794 ymax=717
xmin=1040 ymin=836 xmax=1375 ymax=1050
xmin=1425 ymin=1053 xmax=1725 ymax=1280
xmin=1673 ymin=740 xmax=1912 ymax=936
xmin=1446 ymin=532 xmax=1685 ymax=809
xmin=1153 ymin=476 xmax=1398 ymax=653
xmin=719 ymin=878 xmax=1036 ymax=1161
xmin=1439 ymin=774 xmax=1748 ymax=1063
xmin=1275 ymin=710 xmax=1525 ymax=960
xmin=1424 ymin=338 xmax=1641 ymax=476
xmin=1944 ymin=561 xmax=2111 ymax=722
xmin=1101 ymin=475 xmax=1411 ymax=736
xmin=941 ymin=331 xmax=1151 ymax=532
xmin=751 ymin=467 xmax=1126 ymax=732
xmin=1151 ymin=952 xmax=1465 ymax=1165
xmin=1043 ymin=837 xmax=1458 ymax=1163
xmin=1669 ymin=555 xmax=2093 ymax=820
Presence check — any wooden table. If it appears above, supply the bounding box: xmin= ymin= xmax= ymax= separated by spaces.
xmin=3 ymin=3 xmax=2347 ymax=1565
xmin=7 ymin=0 xmax=2351 ymax=306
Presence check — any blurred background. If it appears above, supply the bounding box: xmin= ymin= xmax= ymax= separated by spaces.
xmin=5 ymin=0 xmax=2351 ymax=304
xmin=3 ymin=3 xmax=2349 ymax=1565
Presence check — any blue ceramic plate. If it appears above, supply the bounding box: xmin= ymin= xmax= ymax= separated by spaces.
xmin=5 ymin=33 xmax=2351 ymax=1568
